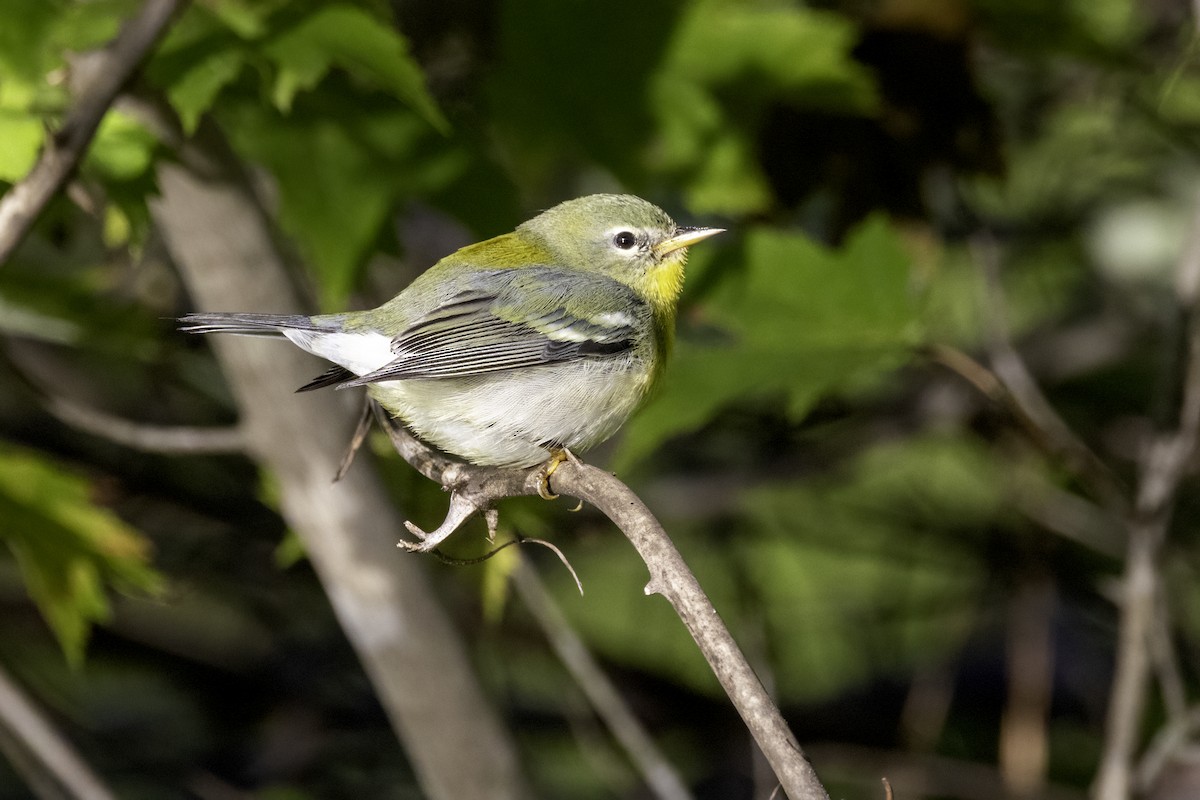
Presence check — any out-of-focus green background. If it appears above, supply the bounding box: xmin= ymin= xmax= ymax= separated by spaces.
xmin=2 ymin=0 xmax=1199 ymax=797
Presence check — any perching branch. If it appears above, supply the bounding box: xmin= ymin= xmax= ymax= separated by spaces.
xmin=374 ymin=407 xmax=831 ymax=800
xmin=0 ymin=0 xmax=184 ymax=266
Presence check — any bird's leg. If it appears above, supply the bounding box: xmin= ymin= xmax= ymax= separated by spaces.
xmin=536 ymin=448 xmax=579 ymax=500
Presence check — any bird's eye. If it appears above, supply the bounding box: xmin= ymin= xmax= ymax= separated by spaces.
xmin=613 ymin=231 xmax=638 ymax=250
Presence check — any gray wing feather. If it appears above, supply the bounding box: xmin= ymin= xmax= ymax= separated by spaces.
xmin=339 ymin=269 xmax=646 ymax=387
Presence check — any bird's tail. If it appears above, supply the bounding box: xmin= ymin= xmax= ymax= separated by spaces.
xmin=178 ymin=312 xmax=323 ymax=336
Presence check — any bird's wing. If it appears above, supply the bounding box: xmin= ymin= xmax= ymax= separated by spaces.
xmin=338 ymin=268 xmax=648 ymax=387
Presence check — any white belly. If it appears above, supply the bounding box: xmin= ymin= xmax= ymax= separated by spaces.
xmin=369 ymin=359 xmax=653 ymax=468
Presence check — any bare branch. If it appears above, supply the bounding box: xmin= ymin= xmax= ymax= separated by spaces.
xmin=373 ymin=410 xmax=831 ymax=800
xmin=1134 ymin=705 xmax=1200 ymax=793
xmin=1093 ymin=199 xmax=1200 ymax=800
xmin=512 ymin=561 xmax=693 ymax=800
xmin=0 ymin=662 xmax=117 ymax=800
xmin=1149 ymin=582 xmax=1188 ymax=723
xmin=46 ymin=395 xmax=245 ymax=454
xmin=0 ymin=0 xmax=184 ymax=266
xmin=968 ymin=234 xmax=1128 ymax=509
xmin=805 ymin=743 xmax=1087 ymax=800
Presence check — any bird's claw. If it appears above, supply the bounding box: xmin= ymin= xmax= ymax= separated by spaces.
xmin=536 ymin=448 xmax=579 ymax=500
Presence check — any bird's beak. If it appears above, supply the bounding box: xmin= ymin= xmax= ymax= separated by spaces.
xmin=654 ymin=226 xmax=725 ymax=258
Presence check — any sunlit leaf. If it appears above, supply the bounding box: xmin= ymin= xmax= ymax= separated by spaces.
xmin=0 ymin=446 xmax=163 ymax=664
xmin=617 ymin=216 xmax=919 ymax=468
xmin=166 ymin=48 xmax=246 ymax=134
xmin=0 ymin=109 xmax=44 ymax=182
xmin=262 ymin=4 xmax=447 ymax=132
xmin=223 ymin=91 xmax=470 ymax=307
xmin=650 ymin=0 xmax=877 ymax=214
xmin=0 ymin=0 xmax=63 ymax=81
xmin=86 ymin=110 xmax=159 ymax=181
xmin=199 ymin=0 xmax=274 ymax=40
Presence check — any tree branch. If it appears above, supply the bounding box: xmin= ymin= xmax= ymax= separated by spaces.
xmin=968 ymin=233 xmax=1128 ymax=510
xmin=0 ymin=0 xmax=184 ymax=266
xmin=45 ymin=395 xmax=245 ymax=454
xmin=374 ymin=408 xmax=831 ymax=800
xmin=0 ymin=661 xmax=116 ymax=800
xmin=1092 ymin=198 xmax=1200 ymax=800
xmin=1134 ymin=704 xmax=1200 ymax=793
xmin=511 ymin=560 xmax=694 ymax=800
xmin=152 ymin=118 xmax=531 ymax=800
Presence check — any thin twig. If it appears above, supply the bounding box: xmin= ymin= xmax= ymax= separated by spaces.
xmin=0 ymin=661 xmax=117 ymax=800
xmin=512 ymin=561 xmax=693 ymax=800
xmin=419 ymin=536 xmax=584 ymax=596
xmin=1133 ymin=704 xmax=1200 ymax=793
xmin=804 ymin=742 xmax=1088 ymax=800
xmin=1149 ymin=582 xmax=1187 ymax=722
xmin=968 ymin=234 xmax=1128 ymax=510
xmin=1093 ymin=200 xmax=1200 ymax=800
xmin=374 ymin=407 xmax=831 ymax=800
xmin=0 ymin=0 xmax=184 ymax=266
xmin=46 ymin=395 xmax=245 ymax=454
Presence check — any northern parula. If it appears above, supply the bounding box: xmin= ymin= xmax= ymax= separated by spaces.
xmin=180 ymin=194 xmax=722 ymax=475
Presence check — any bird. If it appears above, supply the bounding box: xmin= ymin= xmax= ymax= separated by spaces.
xmin=180 ymin=194 xmax=723 ymax=492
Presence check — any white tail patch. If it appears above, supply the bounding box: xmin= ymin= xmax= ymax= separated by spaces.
xmin=282 ymin=330 xmax=395 ymax=376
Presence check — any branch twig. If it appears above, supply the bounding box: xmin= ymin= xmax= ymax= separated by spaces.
xmin=1093 ymin=199 xmax=1200 ymax=800
xmin=374 ymin=407 xmax=831 ymax=800
xmin=0 ymin=0 xmax=184 ymax=266
xmin=0 ymin=661 xmax=116 ymax=800
xmin=46 ymin=395 xmax=245 ymax=454
xmin=1133 ymin=704 xmax=1200 ymax=793
xmin=968 ymin=233 xmax=1128 ymax=510
xmin=512 ymin=560 xmax=694 ymax=800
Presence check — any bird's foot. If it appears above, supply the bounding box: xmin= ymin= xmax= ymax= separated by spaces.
xmin=536 ymin=448 xmax=579 ymax=500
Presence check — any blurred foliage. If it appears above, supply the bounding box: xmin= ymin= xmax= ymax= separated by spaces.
xmin=1 ymin=0 xmax=1200 ymax=797
xmin=0 ymin=446 xmax=161 ymax=665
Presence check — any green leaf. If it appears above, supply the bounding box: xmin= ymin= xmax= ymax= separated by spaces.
xmin=487 ymin=0 xmax=683 ymax=184
xmin=167 ymin=48 xmax=246 ymax=134
xmin=262 ymin=4 xmax=447 ymax=131
xmin=733 ymin=433 xmax=1006 ymax=699
xmin=541 ymin=532 xmax=733 ymax=697
xmin=149 ymin=4 xmax=255 ymax=134
xmin=223 ymin=90 xmax=469 ymax=307
xmin=201 ymin=0 xmax=274 ymax=40
xmin=616 ymin=216 xmax=920 ymax=468
xmin=0 ymin=446 xmax=163 ymax=665
xmin=0 ymin=0 xmax=63 ymax=81
xmin=86 ymin=110 xmax=159 ymax=180
xmin=52 ymin=0 xmax=138 ymax=52
xmin=0 ymin=109 xmax=44 ymax=182
xmin=650 ymin=0 xmax=877 ymax=214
